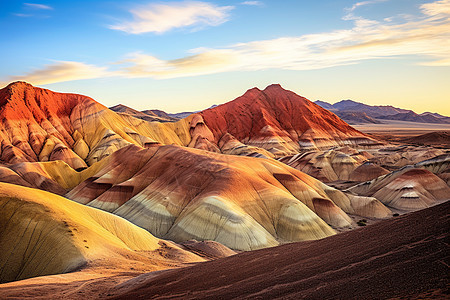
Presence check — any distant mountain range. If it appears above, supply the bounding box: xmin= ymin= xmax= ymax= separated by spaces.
xmin=110 ymin=104 xmax=179 ymax=122
xmin=377 ymin=111 xmax=450 ymax=124
xmin=314 ymin=100 xmax=450 ymax=124
xmin=110 ymin=104 xmax=218 ymax=122
xmin=111 ymin=99 xmax=449 ymax=126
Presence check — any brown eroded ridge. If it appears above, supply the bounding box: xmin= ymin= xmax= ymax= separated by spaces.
xmin=348 ymin=162 xmax=390 ymax=182
xmin=0 ymin=81 xmax=101 ymax=169
xmin=108 ymin=200 xmax=449 ymax=300
xmin=109 ymin=104 xmax=178 ymax=123
xmin=0 ymin=81 xmax=192 ymax=168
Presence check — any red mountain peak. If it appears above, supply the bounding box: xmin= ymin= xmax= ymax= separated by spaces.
xmin=198 ymin=84 xmax=378 ymax=154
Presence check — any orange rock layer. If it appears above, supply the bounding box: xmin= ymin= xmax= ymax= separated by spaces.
xmin=67 ymin=144 xmax=369 ymax=250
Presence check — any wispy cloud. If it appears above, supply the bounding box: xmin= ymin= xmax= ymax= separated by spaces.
xmin=343 ymin=0 xmax=388 ymax=21
xmin=24 ymin=3 xmax=53 ymax=10
xmin=419 ymin=57 xmax=450 ymax=66
xmin=13 ymin=13 xmax=33 ymax=17
xmin=241 ymin=1 xmax=264 ymax=6
xmin=115 ymin=0 xmax=450 ymax=78
xmin=4 ymin=61 xmax=108 ymax=86
xmin=115 ymin=50 xmax=239 ymax=78
xmin=110 ymin=1 xmax=234 ymax=34
xmin=421 ymin=0 xmax=450 ymax=16
xmin=346 ymin=0 xmax=388 ymax=13
xmin=13 ymin=2 xmax=53 ymax=18
xmin=4 ymin=0 xmax=450 ymax=85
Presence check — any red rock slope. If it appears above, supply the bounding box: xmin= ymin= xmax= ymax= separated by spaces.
xmin=0 ymin=82 xmax=196 ymax=169
xmin=0 ymin=81 xmax=97 ymax=169
xmin=0 ymin=82 xmax=276 ymax=169
xmin=109 ymin=200 xmax=449 ymax=300
xmin=199 ymin=84 xmax=380 ymax=156
xmin=0 ymin=82 xmax=380 ymax=167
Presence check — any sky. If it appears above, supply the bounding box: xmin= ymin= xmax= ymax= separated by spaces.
xmin=0 ymin=0 xmax=449 ymax=115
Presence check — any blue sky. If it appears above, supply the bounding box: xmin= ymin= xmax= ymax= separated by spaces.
xmin=0 ymin=0 xmax=449 ymax=115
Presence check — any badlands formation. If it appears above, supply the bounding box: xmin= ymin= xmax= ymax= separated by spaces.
xmin=0 ymin=182 xmax=207 ymax=284
xmin=67 ymin=143 xmax=359 ymax=250
xmin=0 ymin=81 xmax=448 ymax=298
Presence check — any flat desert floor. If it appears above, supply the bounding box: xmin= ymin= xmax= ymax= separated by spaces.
xmin=353 ymin=120 xmax=450 ymax=136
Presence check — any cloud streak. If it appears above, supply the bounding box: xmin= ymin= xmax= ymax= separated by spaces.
xmin=110 ymin=1 xmax=234 ymax=34
xmin=115 ymin=0 xmax=450 ymax=78
xmin=13 ymin=13 xmax=33 ymax=17
xmin=4 ymin=61 xmax=109 ymax=86
xmin=421 ymin=0 xmax=450 ymax=16
xmin=346 ymin=0 xmax=388 ymax=13
xmin=241 ymin=1 xmax=264 ymax=6
xmin=4 ymin=0 xmax=450 ymax=84
xmin=24 ymin=3 xmax=53 ymax=10
xmin=343 ymin=0 xmax=388 ymax=21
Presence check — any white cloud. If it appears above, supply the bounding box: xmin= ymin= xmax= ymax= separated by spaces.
xmin=24 ymin=3 xmax=53 ymax=10
xmin=5 ymin=1 xmax=450 ymax=84
xmin=346 ymin=0 xmax=388 ymax=13
xmin=110 ymin=1 xmax=234 ymax=34
xmin=420 ymin=0 xmax=450 ymax=16
xmin=114 ymin=0 xmax=450 ymax=79
xmin=343 ymin=0 xmax=388 ymax=21
xmin=116 ymin=50 xmax=240 ymax=78
xmin=241 ymin=1 xmax=264 ymax=6
xmin=6 ymin=61 xmax=109 ymax=85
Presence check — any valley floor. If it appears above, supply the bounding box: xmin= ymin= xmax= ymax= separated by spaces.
xmin=353 ymin=120 xmax=450 ymax=136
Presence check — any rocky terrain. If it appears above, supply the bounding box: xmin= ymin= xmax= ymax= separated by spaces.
xmin=315 ymin=99 xmax=450 ymax=124
xmin=0 ymin=81 xmax=447 ymax=299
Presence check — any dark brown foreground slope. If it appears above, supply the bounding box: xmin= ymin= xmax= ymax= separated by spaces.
xmin=111 ymin=201 xmax=449 ymax=300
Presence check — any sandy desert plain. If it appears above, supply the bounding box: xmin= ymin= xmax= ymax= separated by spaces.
xmin=0 ymin=81 xmax=447 ymax=299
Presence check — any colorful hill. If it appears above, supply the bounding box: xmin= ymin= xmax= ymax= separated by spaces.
xmin=349 ymin=167 xmax=450 ymax=211
xmin=0 ymin=182 xmax=207 ymax=284
xmin=199 ymin=84 xmax=380 ymax=155
xmin=0 ymin=82 xmax=382 ymax=169
xmin=67 ymin=144 xmax=360 ymax=250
